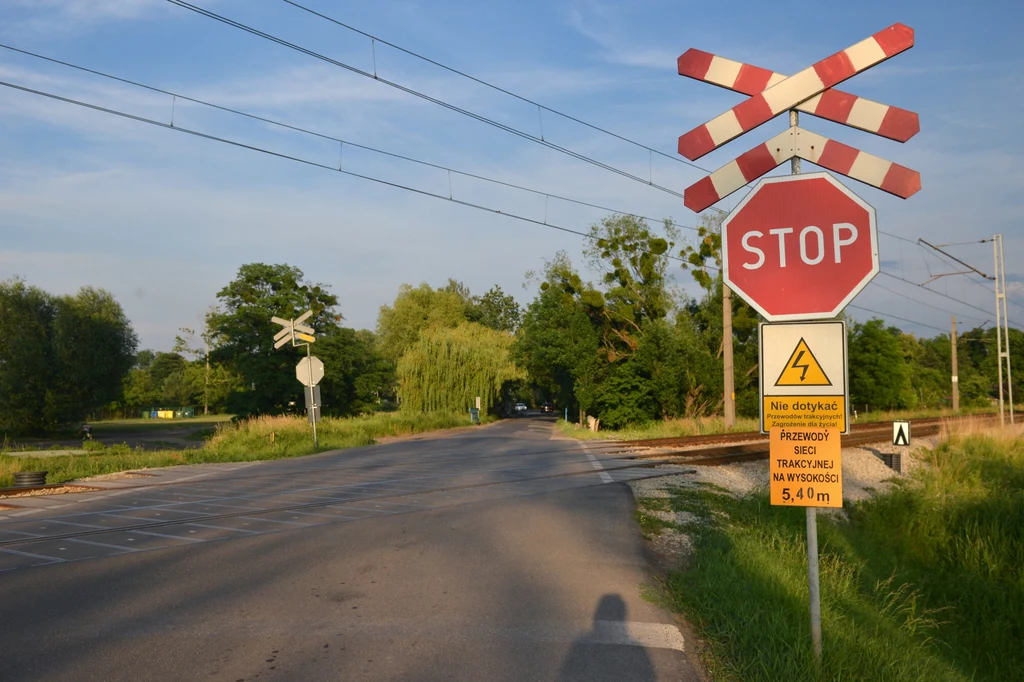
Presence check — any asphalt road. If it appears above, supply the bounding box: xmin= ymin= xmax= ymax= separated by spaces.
xmin=0 ymin=416 xmax=704 ymax=681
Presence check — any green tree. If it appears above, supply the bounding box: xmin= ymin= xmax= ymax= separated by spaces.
xmin=375 ymin=282 xmax=469 ymax=362
xmin=397 ymin=322 xmax=524 ymax=413
xmin=122 ymin=368 xmax=160 ymax=410
xmin=148 ymin=352 xmax=186 ymax=388
xmin=848 ymin=319 xmax=916 ymax=410
xmin=316 ymin=327 xmax=395 ymax=415
xmin=470 ymin=285 xmax=521 ymax=332
xmin=516 ymin=252 xmax=603 ymax=417
xmin=161 ymin=371 xmax=196 ymax=406
xmin=583 ymin=214 xmax=678 ymax=360
xmin=0 ymin=279 xmax=136 ymax=433
xmin=174 ymin=326 xmax=240 ymax=414
xmin=50 ymin=287 xmax=138 ymax=420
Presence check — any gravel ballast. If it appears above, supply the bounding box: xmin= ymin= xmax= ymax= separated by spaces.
xmin=629 ymin=437 xmax=939 ymax=568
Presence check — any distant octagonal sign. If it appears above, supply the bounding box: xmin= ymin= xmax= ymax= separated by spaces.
xmin=722 ymin=172 xmax=879 ymax=321
xmin=296 ymin=356 xmax=324 ymax=387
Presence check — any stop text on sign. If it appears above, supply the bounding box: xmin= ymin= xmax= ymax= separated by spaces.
xmin=722 ymin=172 xmax=878 ymax=321
xmin=741 ymin=223 xmax=860 ymax=269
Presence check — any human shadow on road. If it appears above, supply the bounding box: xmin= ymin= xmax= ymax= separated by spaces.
xmin=557 ymin=594 xmax=656 ymax=682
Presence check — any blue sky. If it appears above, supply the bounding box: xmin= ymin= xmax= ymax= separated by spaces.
xmin=0 ymin=0 xmax=1021 ymax=350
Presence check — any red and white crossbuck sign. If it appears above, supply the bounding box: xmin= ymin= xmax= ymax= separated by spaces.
xmin=678 ymin=23 xmax=921 ymax=212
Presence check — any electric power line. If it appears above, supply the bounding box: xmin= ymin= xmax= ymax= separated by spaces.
xmin=0 ymin=77 xmax=715 ymax=269
xmin=847 ymin=304 xmax=948 ymax=333
xmin=878 ymin=230 xmax=1024 ymax=317
xmin=3 ymin=48 xmax=1017 ymax=334
xmin=876 ymin=270 xmax=995 ymax=317
xmin=0 ymin=42 xmax=701 ymax=237
xmin=867 ymin=280 xmax=989 ymax=326
xmin=164 ymin=0 xmax=701 ymax=204
xmin=280 ymin=0 xmax=694 ymax=173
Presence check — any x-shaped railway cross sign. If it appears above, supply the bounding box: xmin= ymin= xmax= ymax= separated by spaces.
xmin=678 ymin=23 xmax=921 ymax=212
xmin=272 ymin=310 xmax=316 ymax=349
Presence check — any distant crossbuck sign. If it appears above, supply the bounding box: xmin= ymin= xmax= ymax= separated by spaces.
xmin=272 ymin=310 xmax=316 ymax=349
xmin=677 ymin=23 xmax=920 ymax=212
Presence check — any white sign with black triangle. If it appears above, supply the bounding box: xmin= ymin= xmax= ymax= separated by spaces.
xmin=892 ymin=420 xmax=911 ymax=446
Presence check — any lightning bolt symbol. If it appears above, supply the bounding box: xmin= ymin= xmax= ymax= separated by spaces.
xmin=791 ymin=350 xmax=810 ymax=381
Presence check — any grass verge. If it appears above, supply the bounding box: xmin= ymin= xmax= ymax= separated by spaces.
xmin=652 ymin=427 xmax=1023 ymax=681
xmin=0 ymin=411 xmax=488 ymax=488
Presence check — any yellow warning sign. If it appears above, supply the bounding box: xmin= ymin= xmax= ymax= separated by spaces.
xmin=769 ymin=428 xmax=842 ymax=508
xmin=775 ymin=338 xmax=832 ymax=386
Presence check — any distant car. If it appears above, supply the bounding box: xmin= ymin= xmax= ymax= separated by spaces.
xmin=540 ymin=402 xmax=554 ymax=413
xmin=514 ymin=402 xmax=528 ymax=414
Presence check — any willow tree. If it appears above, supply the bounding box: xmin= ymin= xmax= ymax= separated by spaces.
xmin=397 ymin=322 xmax=524 ymax=413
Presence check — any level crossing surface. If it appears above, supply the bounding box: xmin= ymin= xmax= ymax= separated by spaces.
xmin=0 ymin=416 xmax=703 ymax=681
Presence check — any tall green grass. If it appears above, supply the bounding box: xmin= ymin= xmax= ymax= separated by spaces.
xmin=654 ymin=426 xmax=1023 ymax=681
xmin=0 ymin=411 xmax=484 ymax=487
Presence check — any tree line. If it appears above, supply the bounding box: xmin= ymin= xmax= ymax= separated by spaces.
xmin=1 ymin=215 xmax=1020 ymax=435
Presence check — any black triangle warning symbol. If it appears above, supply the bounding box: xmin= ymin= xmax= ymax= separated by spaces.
xmin=775 ymin=338 xmax=832 ymax=386
xmin=893 ymin=423 xmax=910 ymax=446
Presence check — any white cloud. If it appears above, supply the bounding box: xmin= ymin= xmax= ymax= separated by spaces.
xmin=3 ymin=0 xmax=188 ymax=34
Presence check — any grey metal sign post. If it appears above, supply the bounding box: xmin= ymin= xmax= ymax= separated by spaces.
xmin=272 ymin=310 xmax=322 ymax=447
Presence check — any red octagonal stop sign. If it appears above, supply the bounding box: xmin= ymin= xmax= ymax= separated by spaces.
xmin=722 ymin=172 xmax=878 ymax=321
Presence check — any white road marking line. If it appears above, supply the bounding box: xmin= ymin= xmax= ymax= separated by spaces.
xmin=67 ymin=537 xmax=139 ymax=552
xmin=0 ymin=547 xmax=67 ymax=562
xmin=129 ymin=529 xmax=203 ymax=542
xmin=579 ymin=443 xmax=614 ymax=484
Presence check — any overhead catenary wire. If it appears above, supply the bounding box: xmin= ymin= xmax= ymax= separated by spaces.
xmin=0 ymin=77 xmax=713 ymax=270
xmin=9 ymin=71 xmax=1019 ymax=335
xmin=164 ymin=0 xmax=700 ymax=203
xmin=847 ymin=304 xmax=948 ymax=334
xmin=0 ymin=42 xmax=701 ymax=236
xmin=3 ymin=46 xmax=1016 ymax=333
xmin=876 ymin=271 xmax=995 ymax=318
xmin=878 ymin=230 xmax=1024 ymax=318
xmin=867 ymin=280 xmax=989 ymax=326
xmin=280 ymin=0 xmax=697 ymax=173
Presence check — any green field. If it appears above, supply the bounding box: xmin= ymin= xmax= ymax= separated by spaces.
xmin=88 ymin=414 xmax=234 ymax=433
xmin=643 ymin=426 xmax=1023 ymax=681
xmin=0 ymin=411 xmax=487 ymax=488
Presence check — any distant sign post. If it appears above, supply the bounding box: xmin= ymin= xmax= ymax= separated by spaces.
xmin=272 ymin=310 xmax=321 ymax=447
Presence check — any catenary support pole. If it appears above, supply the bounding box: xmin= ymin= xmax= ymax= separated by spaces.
xmin=951 ymin=317 xmax=959 ymax=413
xmin=791 ymin=107 xmax=822 ymax=660
xmin=998 ymin=235 xmax=1014 ymax=424
xmin=723 ymin=283 xmax=736 ymax=429
xmin=994 ymin=236 xmax=1005 ymax=425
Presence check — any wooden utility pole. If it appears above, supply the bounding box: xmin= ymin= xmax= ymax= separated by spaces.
xmin=723 ymin=283 xmax=735 ymax=429
xmin=951 ymin=317 xmax=959 ymax=413
xmin=204 ymin=340 xmax=211 ymax=416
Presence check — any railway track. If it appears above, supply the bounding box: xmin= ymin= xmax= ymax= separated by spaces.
xmin=619 ymin=413 xmax=998 ymax=466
